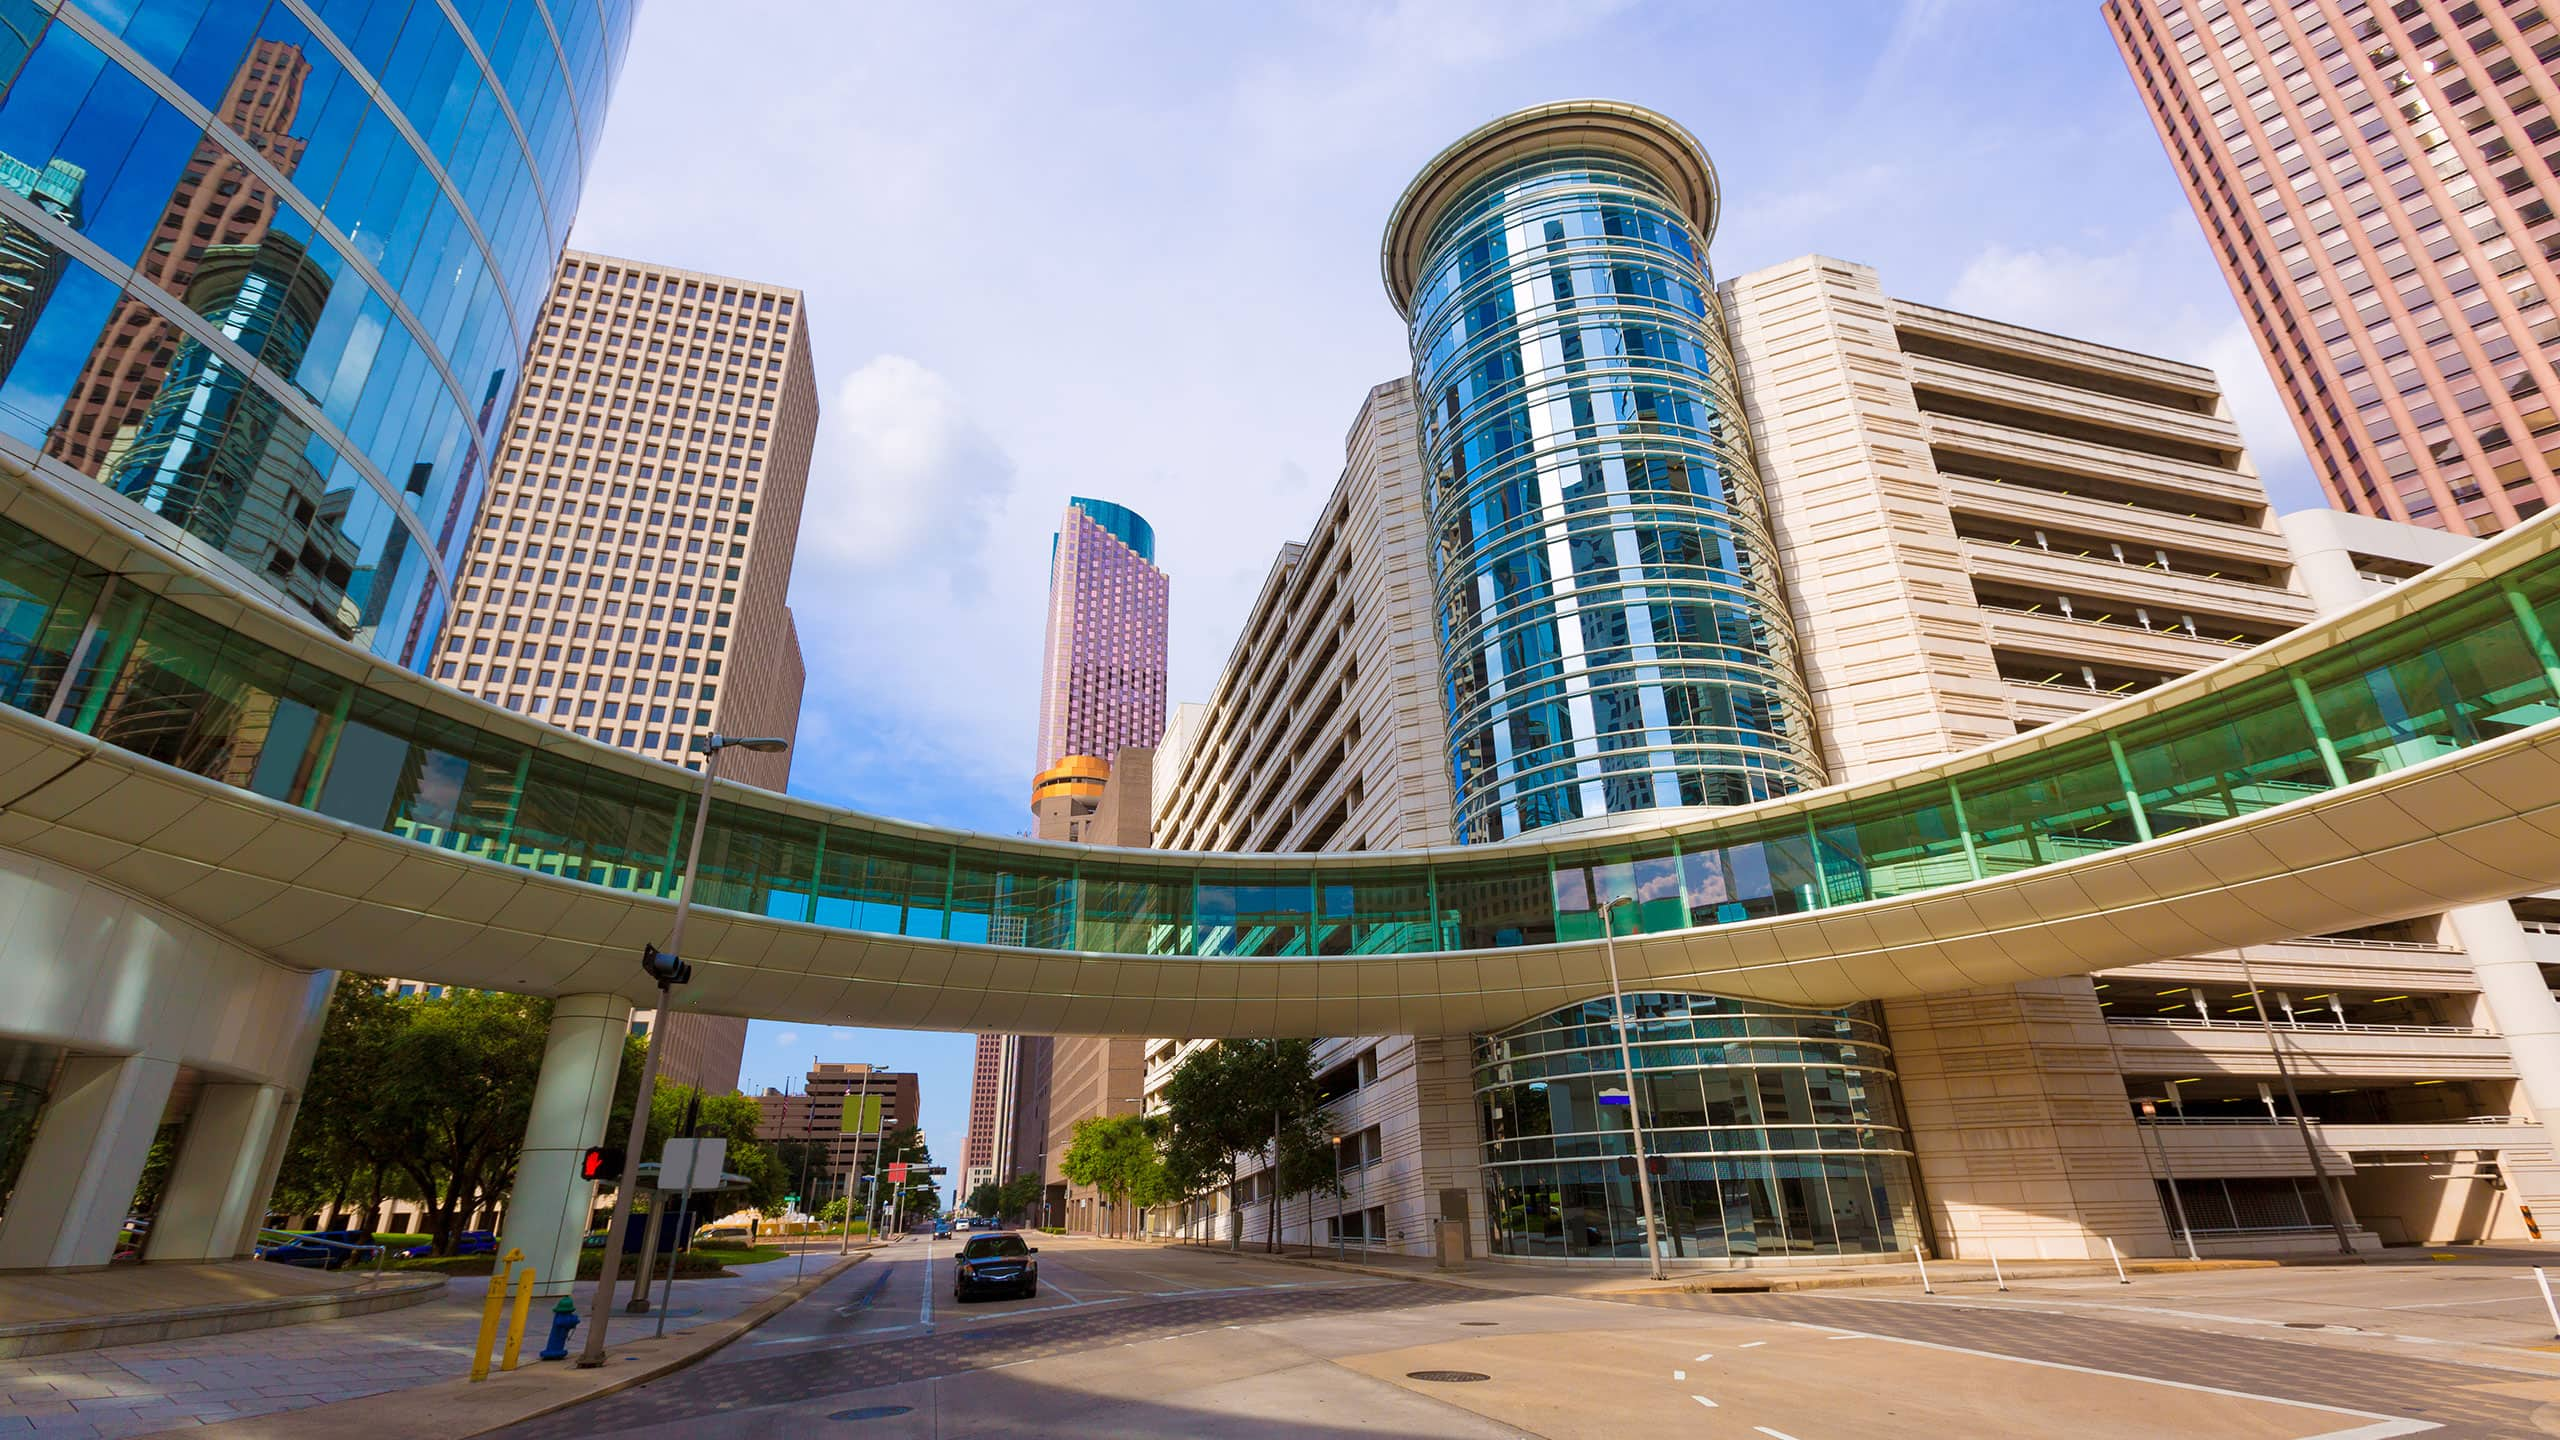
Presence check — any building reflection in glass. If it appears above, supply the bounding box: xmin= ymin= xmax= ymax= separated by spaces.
xmin=1474 ymin=992 xmax=1918 ymax=1260
xmin=0 ymin=148 xmax=77 ymax=384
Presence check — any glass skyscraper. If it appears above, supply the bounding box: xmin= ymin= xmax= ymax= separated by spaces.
xmin=0 ymin=0 xmax=631 ymax=666
xmin=1383 ymin=101 xmax=1821 ymax=843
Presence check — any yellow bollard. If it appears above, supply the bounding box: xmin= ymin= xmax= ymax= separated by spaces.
xmin=469 ymin=1247 xmax=526 ymax=1382
xmin=500 ymin=1263 xmax=538 ymax=1372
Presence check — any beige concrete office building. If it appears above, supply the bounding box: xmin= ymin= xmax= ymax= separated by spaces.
xmin=432 ymin=249 xmax=820 ymax=1091
xmin=1142 ymin=251 xmax=2560 ymax=1263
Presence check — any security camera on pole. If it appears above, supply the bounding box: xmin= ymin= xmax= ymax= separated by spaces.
xmin=577 ymin=734 xmax=787 ymax=1369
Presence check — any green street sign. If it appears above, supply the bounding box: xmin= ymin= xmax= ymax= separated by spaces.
xmin=784 ymin=1195 xmax=797 ymax=1207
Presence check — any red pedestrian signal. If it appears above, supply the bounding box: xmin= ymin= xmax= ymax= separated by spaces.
xmin=580 ymin=1146 xmax=624 ymax=1182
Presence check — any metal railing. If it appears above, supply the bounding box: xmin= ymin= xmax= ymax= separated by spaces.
xmin=252 ymin=1227 xmax=391 ymax=1280
xmin=2135 ymin=1113 xmax=2532 ymax=1127
xmin=2105 ymin=1017 xmax=2491 ymax=1037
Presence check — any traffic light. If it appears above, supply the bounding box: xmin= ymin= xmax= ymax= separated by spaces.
xmin=580 ymin=1146 xmax=625 ymax=1182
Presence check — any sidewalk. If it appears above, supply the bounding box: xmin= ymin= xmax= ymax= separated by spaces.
xmin=0 ymin=1248 xmax=870 ymax=1439
xmin=0 ymin=1264 xmax=441 ymax=1359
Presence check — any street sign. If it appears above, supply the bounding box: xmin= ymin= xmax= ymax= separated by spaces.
xmin=887 ymin=1161 xmax=909 ymax=1184
xmin=658 ymin=1137 xmax=727 ymax=1191
xmin=841 ymin=1093 xmax=883 ymax=1134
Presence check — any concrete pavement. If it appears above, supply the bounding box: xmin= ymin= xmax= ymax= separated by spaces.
xmin=472 ymin=1232 xmax=2560 ymax=1439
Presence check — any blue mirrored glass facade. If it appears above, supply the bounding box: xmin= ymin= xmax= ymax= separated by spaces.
xmin=0 ymin=0 xmax=630 ymax=666
xmin=1474 ymin=994 xmax=1918 ymax=1259
xmin=1390 ymin=108 xmax=1823 ymax=843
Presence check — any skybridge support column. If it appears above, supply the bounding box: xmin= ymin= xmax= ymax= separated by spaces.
xmin=500 ymin=994 xmax=632 ymax=1299
xmin=2451 ymin=904 xmax=2560 ymax=1151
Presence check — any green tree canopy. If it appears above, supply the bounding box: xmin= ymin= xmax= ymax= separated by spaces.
xmin=1160 ymin=1040 xmax=1334 ymax=1250
xmin=1060 ymin=1113 xmax=1174 ymax=1238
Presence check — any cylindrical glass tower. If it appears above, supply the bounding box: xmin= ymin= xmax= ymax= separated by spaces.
xmin=1474 ymin=993 xmax=1918 ymax=1261
xmin=1383 ymin=101 xmax=1821 ymax=843
xmin=0 ymin=0 xmax=633 ymax=668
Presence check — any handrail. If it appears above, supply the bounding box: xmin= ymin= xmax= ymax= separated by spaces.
xmin=255 ymin=1226 xmax=390 ymax=1280
xmin=2136 ymin=1113 xmax=2533 ymax=1127
xmin=2105 ymin=1017 xmax=2492 ymax=1037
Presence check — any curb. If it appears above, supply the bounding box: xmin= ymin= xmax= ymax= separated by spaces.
xmin=154 ymin=1248 xmax=878 ymax=1439
xmin=0 ymin=1273 xmax=447 ymax=1358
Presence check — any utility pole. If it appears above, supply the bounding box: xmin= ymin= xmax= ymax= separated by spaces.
xmin=1601 ymin=898 xmax=1667 ymax=1281
xmin=2236 ymin=951 xmax=2356 ymax=1255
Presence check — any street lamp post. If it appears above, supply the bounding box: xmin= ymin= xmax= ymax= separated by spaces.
xmin=1330 ymin=1135 xmax=1345 ymax=1261
xmin=1600 ymin=897 xmax=1668 ymax=1281
xmin=577 ymin=733 xmax=787 ymax=1368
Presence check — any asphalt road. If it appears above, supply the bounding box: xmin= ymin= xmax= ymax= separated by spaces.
xmin=489 ymin=1236 xmax=2560 ymax=1439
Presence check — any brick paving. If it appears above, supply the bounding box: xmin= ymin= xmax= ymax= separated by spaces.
xmin=1604 ymin=1290 xmax=2556 ymax=1437
xmin=0 ymin=1261 xmax=814 ymax=1439
xmin=489 ymin=1279 xmax=1469 ymax=1439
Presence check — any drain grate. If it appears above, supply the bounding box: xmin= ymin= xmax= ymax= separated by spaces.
xmin=1459 ymin=1321 xmax=1499 ymax=1327
xmin=830 ymin=1406 xmax=916 ymax=1421
xmin=1408 ymin=1370 xmax=1491 ymax=1383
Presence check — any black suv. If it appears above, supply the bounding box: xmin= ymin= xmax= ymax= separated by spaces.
xmin=951 ymin=1232 xmax=1038 ymax=1301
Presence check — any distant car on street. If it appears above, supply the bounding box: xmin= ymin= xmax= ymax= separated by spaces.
xmin=396 ymin=1230 xmax=496 ymax=1258
xmin=951 ymin=1232 xmax=1038 ymax=1302
xmin=932 ymin=1218 xmax=953 ymax=1238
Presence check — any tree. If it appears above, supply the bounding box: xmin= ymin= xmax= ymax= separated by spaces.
xmin=271 ymin=976 xmax=405 ymax=1224
xmin=1161 ymin=1041 xmax=1336 ymax=1252
xmin=366 ymin=988 xmax=553 ymax=1254
xmin=1060 ymin=1113 xmax=1173 ymax=1238
xmin=967 ymin=1173 xmax=1043 ymax=1226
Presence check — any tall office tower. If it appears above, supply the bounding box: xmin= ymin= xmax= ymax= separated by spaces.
xmin=435 ymin=249 xmax=819 ymax=1090
xmin=1031 ymin=497 xmax=1168 ymax=804
xmin=1725 ymin=252 xmax=2560 ymax=1256
xmin=0 ymin=4 xmax=630 ymax=668
xmin=754 ymin=1062 xmax=920 ymax=1210
xmin=963 ymin=1032 xmax=1007 ymax=1198
xmin=1380 ymin=102 xmax=1822 ymax=842
xmin=2107 ymin=0 xmax=2560 ymax=535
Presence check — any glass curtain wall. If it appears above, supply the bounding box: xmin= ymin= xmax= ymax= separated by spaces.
xmin=1401 ymin=144 xmax=1820 ymax=841
xmin=0 ymin=508 xmax=2554 ymax=960
xmin=1474 ymin=994 xmax=1916 ymax=1259
xmin=0 ymin=0 xmax=632 ymax=666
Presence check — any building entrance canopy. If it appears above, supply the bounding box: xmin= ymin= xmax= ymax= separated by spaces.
xmin=3 ymin=469 xmax=2560 ymax=1036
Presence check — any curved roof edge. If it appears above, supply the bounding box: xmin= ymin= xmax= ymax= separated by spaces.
xmin=1380 ymin=99 xmax=1722 ymax=317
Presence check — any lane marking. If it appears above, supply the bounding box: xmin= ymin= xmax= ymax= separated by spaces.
xmin=1825 ymin=1333 xmax=1866 ymax=1340
xmin=1738 ymin=1340 xmax=1765 ymax=1349
xmin=1755 ymin=1429 xmax=1802 ymax=1440
xmin=1673 ymin=1370 xmax=1685 ymax=1380
xmin=1694 ymin=1352 xmax=1713 ymax=1361
xmin=1692 ymin=1394 xmax=1718 ymax=1408
xmin=1775 ymin=1321 xmax=2435 ymax=1436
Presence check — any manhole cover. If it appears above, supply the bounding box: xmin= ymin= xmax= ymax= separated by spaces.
xmin=1408 ymin=1370 xmax=1491 ymax=1383
xmin=830 ymin=1406 xmax=916 ymax=1421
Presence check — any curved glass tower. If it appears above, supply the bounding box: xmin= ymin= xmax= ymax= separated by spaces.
xmin=0 ymin=0 xmax=632 ymax=666
xmin=1383 ymin=101 xmax=1821 ymax=843
xmin=1474 ymin=993 xmax=1917 ymax=1260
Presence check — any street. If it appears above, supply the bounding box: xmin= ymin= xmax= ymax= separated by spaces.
xmin=481 ymin=1236 xmax=2560 ymax=1438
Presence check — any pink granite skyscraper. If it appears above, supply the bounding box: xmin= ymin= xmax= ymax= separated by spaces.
xmin=1033 ymin=497 xmax=1169 ymax=789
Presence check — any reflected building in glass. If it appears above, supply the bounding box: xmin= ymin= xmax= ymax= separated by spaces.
xmin=0 ymin=0 xmax=633 ymax=666
xmin=1381 ymin=102 xmax=1822 ymax=844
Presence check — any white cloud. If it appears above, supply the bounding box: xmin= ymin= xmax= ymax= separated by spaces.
xmin=772 ymin=1030 xmax=800 ymax=1049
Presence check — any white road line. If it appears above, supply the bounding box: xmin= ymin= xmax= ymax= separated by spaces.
xmin=920 ymin=1237 xmax=933 ymax=1328
xmin=1825 ymin=1333 xmax=1866 ymax=1340
xmin=1692 ymin=1394 xmax=1718 ymax=1408
xmin=1754 ymin=1429 xmax=1802 ymax=1440
xmin=1776 ymin=1321 xmax=2434 ymax=1436
xmin=1738 ymin=1340 xmax=1765 ymax=1349
xmin=1672 ymin=1370 xmax=1685 ymax=1380
xmin=1694 ymin=1352 xmax=1713 ymax=1361
xmin=2378 ymin=1294 xmax=2545 ymax=1311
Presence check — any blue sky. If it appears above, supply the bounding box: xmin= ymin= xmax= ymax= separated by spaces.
xmin=566 ymin=0 xmax=2320 ymax=1172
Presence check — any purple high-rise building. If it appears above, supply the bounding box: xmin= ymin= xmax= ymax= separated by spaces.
xmin=1033 ymin=497 xmax=1169 ymax=788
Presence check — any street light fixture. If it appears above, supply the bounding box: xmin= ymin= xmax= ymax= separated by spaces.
xmin=1599 ymin=896 xmax=1668 ymax=1282
xmin=578 ymin=733 xmax=788 ymax=1368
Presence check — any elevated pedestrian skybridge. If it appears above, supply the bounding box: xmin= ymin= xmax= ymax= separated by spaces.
xmin=1 ymin=466 xmax=2558 ymax=1037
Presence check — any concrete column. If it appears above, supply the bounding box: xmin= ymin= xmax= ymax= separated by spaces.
xmin=0 ymin=1056 xmax=179 ymax=1270
xmin=147 ymin=1083 xmax=286 ymax=1262
xmin=2450 ymin=902 xmax=2560 ymax=1145
xmin=234 ymin=1092 xmax=300 ymax=1257
xmin=498 ymin=994 xmax=631 ymax=1298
